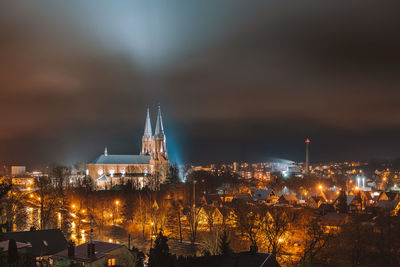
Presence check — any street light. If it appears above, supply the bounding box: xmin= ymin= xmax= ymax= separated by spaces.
xmin=114 ymin=200 xmax=120 ymax=224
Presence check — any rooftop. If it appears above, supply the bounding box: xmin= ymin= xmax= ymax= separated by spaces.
xmin=3 ymin=229 xmax=67 ymax=257
xmin=89 ymin=154 xmax=150 ymax=165
xmin=53 ymin=241 xmax=123 ymax=262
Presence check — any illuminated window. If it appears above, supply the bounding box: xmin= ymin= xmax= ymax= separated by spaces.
xmin=121 ymin=168 xmax=125 ymax=176
xmin=98 ymin=168 xmax=103 ymax=176
xmin=108 ymin=258 xmax=116 ymax=266
xmin=110 ymin=168 xmax=114 ymax=177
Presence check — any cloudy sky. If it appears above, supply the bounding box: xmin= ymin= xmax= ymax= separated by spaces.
xmin=0 ymin=1 xmax=399 ymax=168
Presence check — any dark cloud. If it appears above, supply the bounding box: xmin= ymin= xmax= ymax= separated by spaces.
xmin=0 ymin=1 xmax=399 ymax=167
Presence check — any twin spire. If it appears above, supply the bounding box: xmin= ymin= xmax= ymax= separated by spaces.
xmin=144 ymin=107 xmax=152 ymax=138
xmin=143 ymin=106 xmax=165 ymax=137
xmin=141 ymin=106 xmax=167 ymax=157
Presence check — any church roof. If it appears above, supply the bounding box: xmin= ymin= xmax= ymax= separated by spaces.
xmin=89 ymin=154 xmax=150 ymax=165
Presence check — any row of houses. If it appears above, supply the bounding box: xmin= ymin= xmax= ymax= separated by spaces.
xmin=0 ymin=229 xmax=137 ymax=266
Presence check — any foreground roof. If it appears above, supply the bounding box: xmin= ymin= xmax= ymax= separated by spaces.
xmin=89 ymin=154 xmax=150 ymax=165
xmin=378 ymin=199 xmax=400 ymax=210
xmin=0 ymin=240 xmax=31 ymax=252
xmin=187 ymin=252 xmax=280 ymax=267
xmin=3 ymin=229 xmax=67 ymax=257
xmin=53 ymin=241 xmax=123 ymax=262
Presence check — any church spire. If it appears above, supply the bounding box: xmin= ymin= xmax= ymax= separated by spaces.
xmin=154 ymin=106 xmax=165 ymax=137
xmin=144 ymin=107 xmax=152 ymax=137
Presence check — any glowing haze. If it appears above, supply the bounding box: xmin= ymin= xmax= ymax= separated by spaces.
xmin=0 ymin=1 xmax=400 ymax=167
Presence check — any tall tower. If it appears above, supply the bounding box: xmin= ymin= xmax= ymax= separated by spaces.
xmin=150 ymin=106 xmax=169 ymax=188
xmin=141 ymin=108 xmax=153 ymax=155
xmin=153 ymin=106 xmax=168 ymax=159
xmin=305 ymin=138 xmax=310 ymax=175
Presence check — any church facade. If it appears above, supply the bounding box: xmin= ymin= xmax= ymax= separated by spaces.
xmin=87 ymin=107 xmax=169 ymax=189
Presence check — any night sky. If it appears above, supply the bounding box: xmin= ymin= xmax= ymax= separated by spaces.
xmin=1 ymin=1 xmax=400 ymax=168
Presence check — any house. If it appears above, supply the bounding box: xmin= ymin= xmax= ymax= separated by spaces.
xmin=333 ymin=193 xmax=364 ymax=213
xmin=0 ymin=240 xmax=32 ymax=266
xmin=198 ymin=206 xmax=224 ymax=230
xmin=232 ymin=193 xmax=253 ymax=203
xmin=346 ymin=195 xmax=363 ymax=212
xmin=252 ymin=189 xmax=278 ymax=203
xmin=378 ymin=192 xmax=400 ymax=202
xmin=318 ymin=204 xmax=335 ymax=215
xmin=2 ymin=229 xmax=67 ymax=263
xmin=320 ymin=190 xmax=339 ymax=203
xmin=307 ymin=196 xmax=325 ymax=209
xmin=377 ymin=200 xmax=400 ymax=216
xmin=278 ymin=194 xmax=298 ymax=205
xmin=201 ymin=194 xmax=222 ymax=206
xmin=52 ymin=240 xmax=136 ymax=267
xmin=320 ymin=212 xmax=349 ymax=231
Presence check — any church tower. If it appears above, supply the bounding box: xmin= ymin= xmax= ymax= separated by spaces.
xmin=151 ymin=106 xmax=169 ymax=186
xmin=141 ymin=107 xmax=153 ymax=155
xmin=153 ymin=106 xmax=168 ymax=160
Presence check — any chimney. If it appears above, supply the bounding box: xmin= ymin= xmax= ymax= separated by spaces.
xmin=87 ymin=215 xmax=95 ymax=258
xmin=87 ymin=243 xmax=95 ymax=258
xmin=250 ymin=245 xmax=258 ymax=254
xmin=67 ymin=241 xmax=75 ymax=258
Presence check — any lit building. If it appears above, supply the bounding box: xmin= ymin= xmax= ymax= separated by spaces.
xmin=11 ymin=166 xmax=26 ymax=176
xmin=87 ymin=107 xmax=169 ymax=190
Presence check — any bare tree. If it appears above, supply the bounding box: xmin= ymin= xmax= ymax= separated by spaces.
xmin=170 ymin=200 xmax=183 ymax=242
xmin=3 ymin=182 xmax=27 ymax=231
xmin=261 ymin=207 xmax=298 ymax=256
xmin=135 ymin=192 xmax=148 ymax=240
xmin=299 ymin=218 xmax=332 ymax=265
xmin=34 ymin=176 xmax=59 ymax=230
xmin=202 ymin=206 xmax=219 ymax=232
xmin=231 ymin=200 xmax=262 ymax=248
xmin=184 ymin=205 xmax=201 ymax=244
xmin=51 ymin=165 xmax=70 ymax=233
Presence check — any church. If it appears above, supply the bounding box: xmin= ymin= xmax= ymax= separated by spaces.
xmin=87 ymin=107 xmax=169 ymax=190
